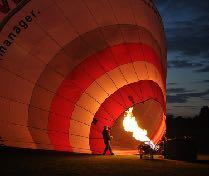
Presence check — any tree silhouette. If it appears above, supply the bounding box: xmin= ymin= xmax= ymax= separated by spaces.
xmin=166 ymin=106 xmax=209 ymax=153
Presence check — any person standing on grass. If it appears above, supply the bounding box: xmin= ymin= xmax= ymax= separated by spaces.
xmin=102 ymin=126 xmax=114 ymax=155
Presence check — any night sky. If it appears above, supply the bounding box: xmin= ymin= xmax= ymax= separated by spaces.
xmin=155 ymin=0 xmax=209 ymax=117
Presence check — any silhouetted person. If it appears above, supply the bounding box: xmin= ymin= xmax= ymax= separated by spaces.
xmin=102 ymin=126 xmax=114 ymax=155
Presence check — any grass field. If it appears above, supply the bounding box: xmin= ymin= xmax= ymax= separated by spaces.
xmin=1 ymin=153 xmax=209 ymax=176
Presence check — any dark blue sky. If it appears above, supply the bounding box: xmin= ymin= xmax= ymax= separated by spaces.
xmin=155 ymin=0 xmax=209 ymax=117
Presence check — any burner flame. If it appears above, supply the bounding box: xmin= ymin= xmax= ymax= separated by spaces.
xmin=123 ymin=107 xmax=155 ymax=149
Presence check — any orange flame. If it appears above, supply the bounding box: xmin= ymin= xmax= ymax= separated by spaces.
xmin=123 ymin=107 xmax=155 ymax=149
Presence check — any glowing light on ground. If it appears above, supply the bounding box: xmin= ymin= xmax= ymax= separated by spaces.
xmin=123 ymin=107 xmax=155 ymax=149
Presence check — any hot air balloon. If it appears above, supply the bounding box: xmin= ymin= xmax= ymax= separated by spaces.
xmin=0 ymin=0 xmax=166 ymax=154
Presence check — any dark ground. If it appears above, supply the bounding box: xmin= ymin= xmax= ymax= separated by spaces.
xmin=0 ymin=153 xmax=209 ymax=176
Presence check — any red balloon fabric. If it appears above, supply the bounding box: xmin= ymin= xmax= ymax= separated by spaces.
xmin=0 ymin=0 xmax=166 ymax=153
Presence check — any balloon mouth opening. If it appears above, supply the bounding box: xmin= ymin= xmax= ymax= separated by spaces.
xmin=110 ymin=99 xmax=165 ymax=155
